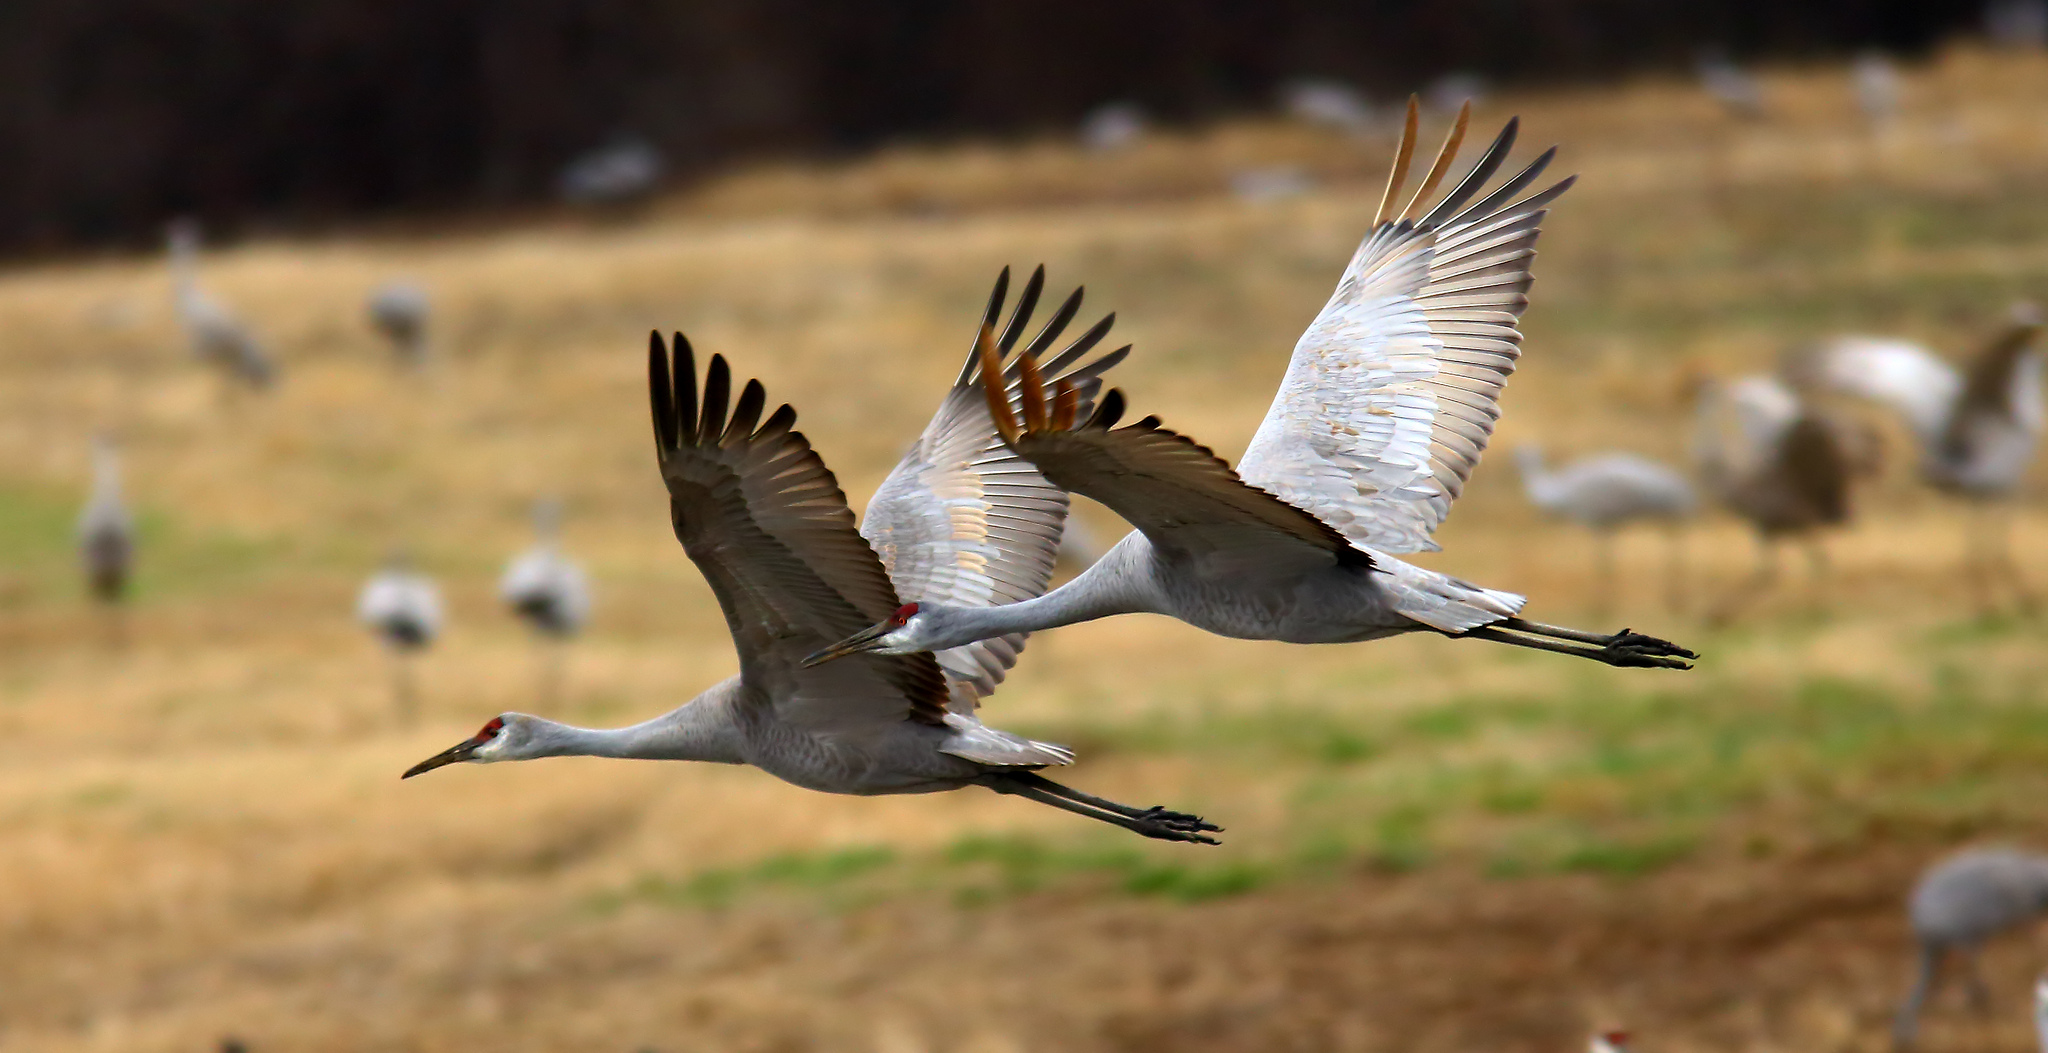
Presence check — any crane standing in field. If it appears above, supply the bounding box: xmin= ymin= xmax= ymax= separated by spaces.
xmin=805 ymin=103 xmax=1696 ymax=674
xmin=77 ymin=435 xmax=135 ymax=645
xmin=359 ymin=553 xmax=442 ymax=725
xmin=500 ymin=498 xmax=591 ymax=705
xmin=1795 ymin=307 xmax=2045 ymax=611
xmin=1893 ymin=847 xmax=2048 ymax=1048
xmin=166 ymin=220 xmax=276 ymax=393
xmin=367 ymin=280 xmax=431 ymax=369
xmin=1515 ymin=446 xmax=1697 ymax=613
xmin=1691 ymin=374 xmax=1866 ymax=620
xmin=406 ymin=271 xmax=1220 ymax=843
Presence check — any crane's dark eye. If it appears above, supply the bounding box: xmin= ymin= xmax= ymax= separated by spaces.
xmin=889 ymin=603 xmax=919 ymax=627
xmin=476 ymin=717 xmax=505 ymax=741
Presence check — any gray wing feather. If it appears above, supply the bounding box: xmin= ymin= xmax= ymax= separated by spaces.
xmin=863 ymin=267 xmax=1126 ymax=712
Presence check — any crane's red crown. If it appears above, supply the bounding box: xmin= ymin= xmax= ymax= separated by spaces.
xmin=889 ymin=603 xmax=919 ymax=626
xmin=473 ymin=716 xmax=505 ymax=742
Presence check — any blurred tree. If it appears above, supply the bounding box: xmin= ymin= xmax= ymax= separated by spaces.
xmin=0 ymin=0 xmax=1977 ymax=251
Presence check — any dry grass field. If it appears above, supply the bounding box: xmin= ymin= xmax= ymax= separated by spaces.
xmin=8 ymin=44 xmax=2048 ymax=1053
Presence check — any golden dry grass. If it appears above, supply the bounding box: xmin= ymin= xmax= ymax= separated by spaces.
xmin=5 ymin=43 xmax=2048 ymax=1053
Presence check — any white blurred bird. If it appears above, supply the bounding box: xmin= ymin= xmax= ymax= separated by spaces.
xmin=1281 ymin=79 xmax=1376 ymax=136
xmin=1854 ymin=51 xmax=1903 ymax=129
xmin=1795 ymin=305 xmax=2044 ymax=609
xmin=359 ymin=553 xmax=442 ymax=722
xmin=1516 ymin=446 xmax=1696 ymax=613
xmin=1080 ymin=102 xmax=1147 ymax=152
xmin=77 ymin=435 xmax=135 ymax=644
xmin=367 ymin=280 xmax=431 ymax=368
xmin=1697 ymin=50 xmax=1765 ymax=119
xmin=167 ymin=219 xmax=276 ymax=392
xmin=559 ymin=136 xmax=663 ymax=208
xmin=1590 ymin=1031 xmax=1633 ymax=1053
xmin=500 ymin=498 xmax=591 ymax=705
xmin=1894 ymin=847 xmax=2048 ymax=1047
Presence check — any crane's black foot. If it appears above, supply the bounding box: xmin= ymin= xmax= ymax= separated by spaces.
xmin=1134 ymin=805 xmax=1222 ymax=835
xmin=1597 ymin=629 xmax=1698 ymax=669
xmin=1133 ymin=812 xmax=1223 ymax=845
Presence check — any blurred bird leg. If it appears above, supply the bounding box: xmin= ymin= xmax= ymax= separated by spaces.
xmin=390 ymin=647 xmax=418 ymax=727
xmin=1804 ymin=537 xmax=1832 ymax=616
xmin=1664 ymin=522 xmax=1689 ymax=616
xmin=1591 ymin=525 xmax=1617 ymax=618
xmin=1895 ymin=942 xmax=1943 ymax=1049
xmin=1963 ymin=945 xmax=1992 ymax=1013
xmin=1712 ymin=535 xmax=1781 ymax=624
xmin=1461 ymin=618 xmax=1697 ymax=669
xmin=980 ymin=771 xmax=1220 ymax=845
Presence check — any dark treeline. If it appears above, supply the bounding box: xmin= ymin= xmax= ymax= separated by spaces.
xmin=0 ymin=0 xmax=1976 ymax=251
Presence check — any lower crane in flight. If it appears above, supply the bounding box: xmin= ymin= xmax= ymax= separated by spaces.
xmin=406 ymin=270 xmax=1218 ymax=843
xmin=806 ymin=103 xmax=1696 ymax=673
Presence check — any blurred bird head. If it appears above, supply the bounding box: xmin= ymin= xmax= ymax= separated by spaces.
xmin=1590 ymin=1030 xmax=1633 ymax=1053
xmin=402 ymin=713 xmax=540 ymax=777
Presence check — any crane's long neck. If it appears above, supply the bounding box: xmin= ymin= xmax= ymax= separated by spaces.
xmin=1515 ymin=448 xmax=1559 ymax=507
xmin=523 ymin=681 xmax=745 ymax=764
xmin=90 ymin=443 xmax=123 ymax=505
xmin=929 ymin=534 xmax=1163 ymax=644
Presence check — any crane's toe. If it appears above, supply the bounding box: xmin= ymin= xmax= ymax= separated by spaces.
xmin=1608 ymin=628 xmax=1699 ymax=659
xmin=1138 ymin=805 xmax=1223 ymax=834
xmin=1136 ymin=818 xmax=1222 ymax=845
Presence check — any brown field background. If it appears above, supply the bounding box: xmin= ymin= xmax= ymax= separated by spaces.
xmin=6 ymin=45 xmax=2048 ymax=1053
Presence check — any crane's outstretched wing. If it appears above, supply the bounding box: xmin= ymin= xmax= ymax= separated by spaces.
xmin=1795 ymin=335 xmax=1960 ymax=443
xmin=862 ymin=266 xmax=1128 ymax=711
xmin=983 ymin=337 xmax=1365 ymax=578
xmin=649 ymin=332 xmax=951 ymax=732
xmin=1235 ymin=100 xmax=1574 ymax=554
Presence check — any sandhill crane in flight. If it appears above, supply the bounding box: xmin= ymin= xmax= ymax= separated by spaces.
xmin=500 ymin=498 xmax=591 ymax=704
xmin=405 ymin=272 xmax=1220 ymax=843
xmin=1516 ymin=446 xmax=1697 ymax=613
xmin=1893 ymin=847 xmax=2048 ymax=1048
xmin=806 ymin=103 xmax=1697 ymax=674
xmin=1692 ymin=374 xmax=1867 ymax=620
xmin=367 ymin=280 xmax=430 ymax=368
xmin=359 ymin=553 xmax=442 ymax=723
xmin=166 ymin=220 xmax=276 ymax=392
xmin=77 ymin=436 xmax=135 ymax=644
xmin=1795 ymin=308 xmax=2045 ymax=610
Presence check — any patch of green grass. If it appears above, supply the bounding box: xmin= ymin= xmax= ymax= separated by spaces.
xmin=0 ymin=479 xmax=287 ymax=603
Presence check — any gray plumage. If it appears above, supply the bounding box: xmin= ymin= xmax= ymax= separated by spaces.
xmin=1693 ymin=374 xmax=1863 ymax=617
xmin=77 ymin=436 xmax=134 ymax=607
xmin=405 ymin=274 xmax=1216 ymax=844
xmin=1855 ymin=52 xmax=1903 ymax=128
xmin=167 ymin=219 xmax=276 ymax=391
xmin=558 ymin=137 xmax=663 ymax=207
xmin=1894 ymin=847 xmax=2048 ymax=1047
xmin=806 ymin=104 xmax=1696 ymax=674
xmin=1517 ymin=446 xmax=1695 ymax=612
xmin=500 ymin=499 xmax=590 ymax=639
xmin=1796 ymin=309 xmax=2044 ymax=607
xmin=367 ymin=280 xmax=431 ymax=367
xmin=1698 ymin=50 xmax=1765 ymax=119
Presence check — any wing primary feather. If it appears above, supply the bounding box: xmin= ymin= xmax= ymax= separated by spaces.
xmin=1019 ymin=349 xmax=1049 ymax=431
xmin=699 ymin=353 xmax=730 ymax=444
xmin=1052 ymin=378 xmax=1078 ymax=430
xmin=1038 ymin=312 xmax=1116 ymax=376
xmin=1444 ymin=146 xmax=1557 ymax=229
xmin=760 ymin=403 xmax=797 ymax=439
xmin=1402 ymin=100 xmax=1470 ymax=220
xmin=1088 ymin=388 xmax=1126 ymax=429
xmin=1373 ymin=96 xmax=1421 ymax=228
xmin=1418 ymin=117 xmax=1519 ymax=227
xmin=1065 ymin=344 xmax=1130 ymax=384
xmin=997 ymin=265 xmax=1045 ymax=352
xmin=648 ymin=332 xmax=677 ymax=457
xmin=978 ymin=325 xmax=1021 ymax=443
xmin=671 ymin=333 xmax=698 ymax=447
xmin=958 ymin=267 xmax=1012 ymax=386
xmin=724 ymin=378 xmax=766 ymax=443
xmin=1022 ymin=285 xmax=1084 ymax=358
xmin=1134 ymin=414 xmax=1161 ymax=429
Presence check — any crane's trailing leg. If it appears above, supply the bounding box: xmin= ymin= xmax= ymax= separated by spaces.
xmin=1893 ymin=942 xmax=1942 ymax=1049
xmin=1463 ymin=617 xmax=1696 ymax=670
xmin=981 ymin=771 xmax=1221 ymax=844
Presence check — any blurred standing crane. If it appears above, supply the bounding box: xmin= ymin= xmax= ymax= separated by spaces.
xmin=367 ymin=281 xmax=431 ymax=369
xmin=1693 ymin=374 xmax=1864 ymax=620
xmin=405 ymin=270 xmax=1220 ymax=843
xmin=166 ymin=219 xmax=276 ymax=392
xmin=500 ymin=498 xmax=590 ymax=705
xmin=1795 ymin=309 xmax=2045 ymax=611
xmin=1515 ymin=446 xmax=1696 ymax=613
xmin=559 ymin=137 xmax=663 ymax=208
xmin=807 ymin=104 xmax=1696 ymax=674
xmin=1697 ymin=50 xmax=1765 ymax=119
xmin=1855 ymin=52 xmax=1903 ymax=130
xmin=358 ymin=553 xmax=442 ymax=724
xmin=77 ymin=435 xmax=134 ymax=645
xmin=1894 ymin=847 xmax=2048 ymax=1048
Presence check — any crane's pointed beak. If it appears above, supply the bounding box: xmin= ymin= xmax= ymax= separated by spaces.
xmin=402 ymin=736 xmax=483 ymax=779
xmin=800 ymin=621 xmax=892 ymax=668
